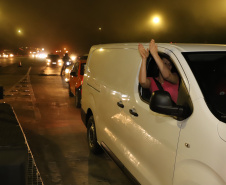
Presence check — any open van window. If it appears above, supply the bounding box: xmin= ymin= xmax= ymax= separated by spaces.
xmin=183 ymin=52 xmax=226 ymax=123
xmin=139 ymin=53 xmax=179 ymax=103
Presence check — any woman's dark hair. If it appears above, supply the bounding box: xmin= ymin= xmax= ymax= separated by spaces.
xmin=146 ymin=53 xmax=178 ymax=77
xmin=159 ymin=53 xmax=177 ymax=73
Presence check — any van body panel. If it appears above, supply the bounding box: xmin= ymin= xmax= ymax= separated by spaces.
xmin=174 ymin=159 xmax=226 ymax=185
xmin=127 ymin=96 xmax=182 ymax=184
xmin=82 ymin=43 xmax=226 ymax=185
xmin=174 ymin=98 xmax=226 ymax=184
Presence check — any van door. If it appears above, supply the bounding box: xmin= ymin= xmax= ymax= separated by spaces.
xmin=120 ymin=95 xmax=182 ymax=184
xmin=113 ymin=51 xmax=187 ymax=185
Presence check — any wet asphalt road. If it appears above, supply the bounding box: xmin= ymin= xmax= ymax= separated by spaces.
xmin=0 ymin=57 xmax=133 ymax=185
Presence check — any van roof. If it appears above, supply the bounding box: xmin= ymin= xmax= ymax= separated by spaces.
xmin=90 ymin=43 xmax=226 ymax=53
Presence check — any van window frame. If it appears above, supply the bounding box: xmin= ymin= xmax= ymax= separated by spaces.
xmin=138 ymin=52 xmax=193 ymax=119
xmin=139 ymin=52 xmax=178 ymax=103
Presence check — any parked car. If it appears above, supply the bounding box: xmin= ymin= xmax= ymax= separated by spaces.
xmin=81 ymin=43 xmax=226 ymax=185
xmin=68 ymin=54 xmax=88 ymax=108
xmin=46 ymin=54 xmax=62 ymax=66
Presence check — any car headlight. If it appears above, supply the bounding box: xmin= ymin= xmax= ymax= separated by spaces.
xmin=58 ymin=59 xmax=62 ymax=66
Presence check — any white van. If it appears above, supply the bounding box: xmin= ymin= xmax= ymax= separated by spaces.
xmin=81 ymin=43 xmax=226 ymax=185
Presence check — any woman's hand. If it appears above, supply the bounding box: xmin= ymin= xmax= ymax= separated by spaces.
xmin=149 ymin=39 xmax=158 ymax=56
xmin=138 ymin=43 xmax=149 ymax=59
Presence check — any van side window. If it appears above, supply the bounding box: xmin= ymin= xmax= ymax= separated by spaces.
xmin=139 ymin=54 xmax=159 ymax=102
xmin=139 ymin=53 xmax=193 ymax=119
xmin=139 ymin=53 xmax=179 ymax=102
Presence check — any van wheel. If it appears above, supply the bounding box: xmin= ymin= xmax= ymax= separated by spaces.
xmin=75 ymin=89 xmax=81 ymax=108
xmin=69 ymin=85 xmax=74 ymax=97
xmin=87 ymin=116 xmax=103 ymax=154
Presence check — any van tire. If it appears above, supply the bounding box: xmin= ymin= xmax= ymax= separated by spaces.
xmin=75 ymin=89 xmax=81 ymax=108
xmin=87 ymin=116 xmax=103 ymax=154
xmin=69 ymin=85 xmax=74 ymax=97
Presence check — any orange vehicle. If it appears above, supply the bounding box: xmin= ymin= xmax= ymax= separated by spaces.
xmin=68 ymin=55 xmax=88 ymax=108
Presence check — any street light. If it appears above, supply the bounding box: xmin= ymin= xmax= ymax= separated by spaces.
xmin=153 ymin=17 xmax=160 ymax=24
xmin=98 ymin=27 xmax=102 ymax=44
xmin=146 ymin=15 xmax=163 ymax=40
xmin=150 ymin=15 xmax=161 ymax=26
xmin=17 ymin=29 xmax=23 ymax=36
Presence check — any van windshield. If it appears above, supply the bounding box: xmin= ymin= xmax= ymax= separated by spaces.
xmin=183 ymin=52 xmax=226 ymax=123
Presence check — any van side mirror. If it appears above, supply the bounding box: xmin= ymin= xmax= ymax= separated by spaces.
xmin=149 ymin=90 xmax=190 ymax=119
xmin=0 ymin=86 xmax=4 ymax=99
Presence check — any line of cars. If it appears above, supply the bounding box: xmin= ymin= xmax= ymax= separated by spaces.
xmin=0 ymin=50 xmax=14 ymax=58
xmin=46 ymin=54 xmax=73 ymax=67
xmin=65 ymin=55 xmax=88 ymax=108
xmin=45 ymin=53 xmax=88 ymax=108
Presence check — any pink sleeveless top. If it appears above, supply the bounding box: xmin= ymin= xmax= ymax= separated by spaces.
xmin=148 ymin=77 xmax=179 ymax=103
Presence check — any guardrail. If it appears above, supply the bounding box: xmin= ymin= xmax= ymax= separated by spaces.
xmin=0 ymin=103 xmax=44 ymax=185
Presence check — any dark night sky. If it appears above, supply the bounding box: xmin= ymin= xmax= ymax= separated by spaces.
xmin=1 ymin=0 xmax=226 ymax=55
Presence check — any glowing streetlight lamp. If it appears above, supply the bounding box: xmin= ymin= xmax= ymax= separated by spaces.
xmin=18 ymin=29 xmax=22 ymax=34
xmin=17 ymin=29 xmax=23 ymax=36
xmin=153 ymin=17 xmax=160 ymax=24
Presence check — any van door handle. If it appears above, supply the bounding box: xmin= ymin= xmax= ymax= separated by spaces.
xmin=117 ymin=101 xmax=124 ymax=108
xmin=129 ymin=108 xmax=138 ymax=117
